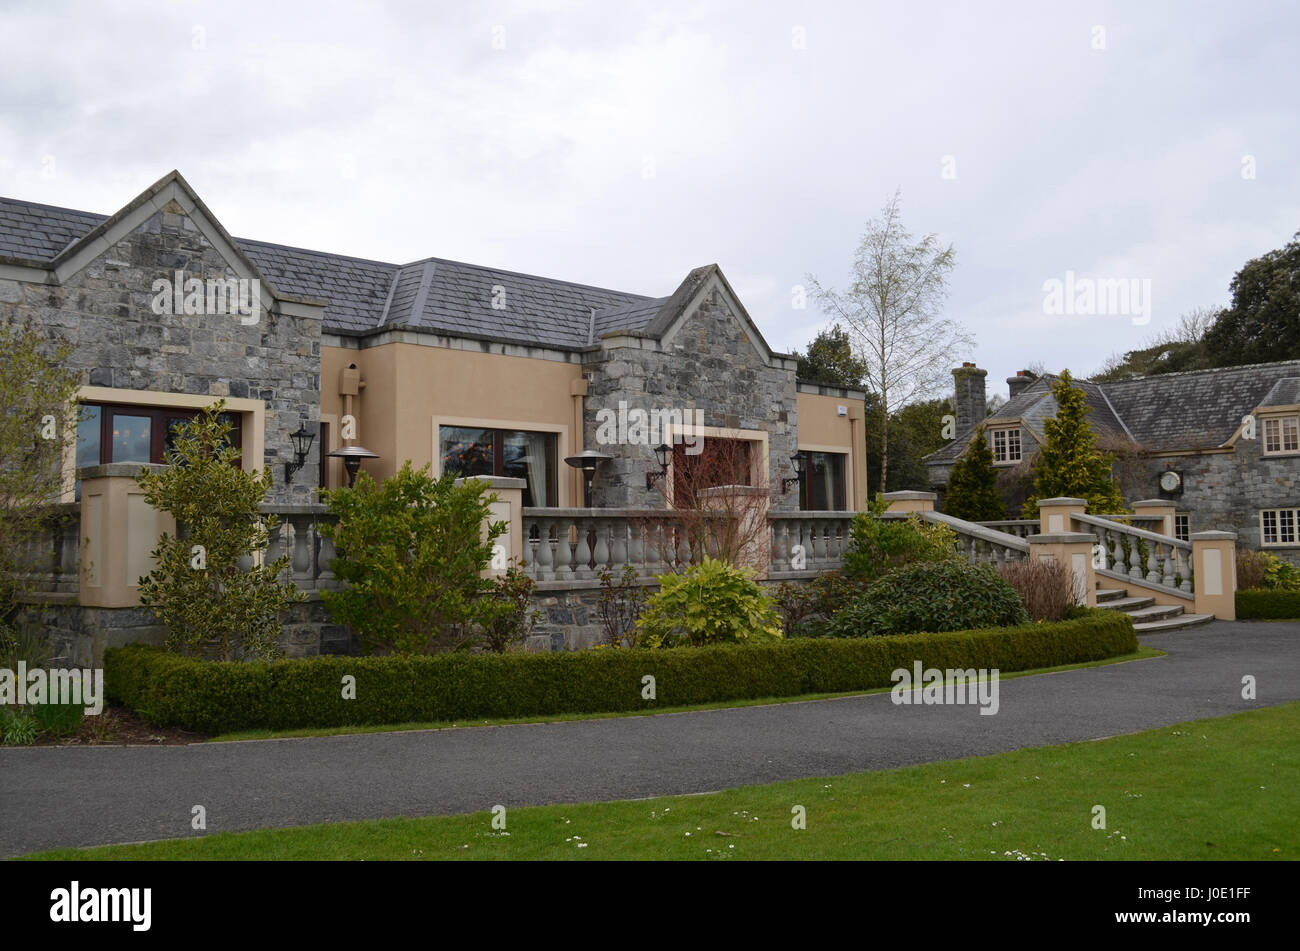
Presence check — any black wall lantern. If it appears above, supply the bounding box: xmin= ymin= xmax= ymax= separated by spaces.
xmin=782 ymin=451 xmax=806 ymax=495
xmin=645 ymin=443 xmax=671 ymax=490
xmin=284 ymin=423 xmax=317 ymax=483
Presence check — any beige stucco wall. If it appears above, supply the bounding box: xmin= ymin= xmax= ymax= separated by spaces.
xmin=323 ymin=343 xmax=584 ymax=503
xmin=796 ymin=391 xmax=866 ymax=510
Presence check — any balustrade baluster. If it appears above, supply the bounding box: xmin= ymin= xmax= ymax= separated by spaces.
xmin=573 ymin=521 xmax=594 ymax=580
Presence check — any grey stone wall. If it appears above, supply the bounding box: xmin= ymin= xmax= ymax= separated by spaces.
xmin=0 ymin=199 xmax=321 ymax=503
xmin=582 ymin=286 xmax=799 ymax=512
xmin=1147 ymin=440 xmax=1300 ymax=564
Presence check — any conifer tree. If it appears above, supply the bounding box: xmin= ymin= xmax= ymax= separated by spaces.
xmin=944 ymin=424 xmax=1006 ymax=521
xmin=1022 ymin=371 xmax=1127 ymax=517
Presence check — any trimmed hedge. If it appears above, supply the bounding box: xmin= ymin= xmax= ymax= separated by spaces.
xmin=1236 ymin=589 xmax=1300 ymax=620
xmin=105 ymin=609 xmax=1138 ymax=734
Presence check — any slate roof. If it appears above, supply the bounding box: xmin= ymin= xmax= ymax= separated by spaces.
xmin=0 ymin=194 xmax=664 ymax=350
xmin=926 ymin=359 xmax=1300 ymax=470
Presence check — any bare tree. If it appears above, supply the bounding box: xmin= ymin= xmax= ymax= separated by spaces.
xmin=808 ymin=189 xmax=972 ymax=490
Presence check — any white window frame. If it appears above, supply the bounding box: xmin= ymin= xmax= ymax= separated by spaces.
xmin=1262 ymin=415 xmax=1300 ymax=455
xmin=1174 ymin=513 xmax=1189 ymax=543
xmin=990 ymin=427 xmax=1022 ymax=465
xmin=1260 ymin=508 xmax=1299 ymax=546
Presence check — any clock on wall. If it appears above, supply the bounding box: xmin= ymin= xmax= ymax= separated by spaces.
xmin=1158 ymin=470 xmax=1183 ymax=496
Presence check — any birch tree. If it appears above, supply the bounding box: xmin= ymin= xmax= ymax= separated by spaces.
xmin=808 ymin=190 xmax=971 ymax=491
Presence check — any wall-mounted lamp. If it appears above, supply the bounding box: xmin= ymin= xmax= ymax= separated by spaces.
xmin=328 ymin=445 xmax=379 ymax=487
xmin=564 ymin=449 xmax=612 ymax=507
xmin=782 ymin=451 xmax=806 ymax=494
xmin=645 ymin=443 xmax=671 ymax=490
xmin=284 ymin=423 xmax=317 ymax=483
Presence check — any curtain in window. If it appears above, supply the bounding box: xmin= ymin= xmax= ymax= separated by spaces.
xmin=524 ymin=431 xmax=548 ymax=507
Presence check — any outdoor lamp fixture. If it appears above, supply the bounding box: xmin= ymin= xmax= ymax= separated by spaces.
xmin=564 ymin=449 xmax=612 ymax=507
xmin=284 ymin=423 xmax=317 ymax=483
xmin=328 ymin=445 xmax=380 ymax=488
xmin=782 ymin=451 xmax=806 ymax=494
xmin=645 ymin=443 xmax=671 ymax=490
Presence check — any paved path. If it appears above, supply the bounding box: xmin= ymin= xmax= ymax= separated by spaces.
xmin=2 ymin=620 xmax=1297 ymax=858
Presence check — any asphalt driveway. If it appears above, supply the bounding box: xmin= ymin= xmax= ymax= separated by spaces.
xmin=1 ymin=620 xmax=1296 ymax=858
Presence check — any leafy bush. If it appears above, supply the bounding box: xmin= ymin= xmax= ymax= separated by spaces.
xmin=0 ymin=706 xmax=39 ymax=745
xmin=477 ymin=565 xmax=542 ymax=653
xmin=104 ymin=609 xmax=1137 ymax=733
xmin=1236 ymin=589 xmax=1300 ymax=619
xmin=136 ymin=402 xmax=303 ymax=661
xmin=635 ymin=557 xmax=783 ymax=648
xmin=1235 ymin=549 xmax=1300 ymax=592
xmin=770 ymin=572 xmax=870 ymax=638
xmin=998 ymin=559 xmax=1076 ymax=622
xmin=821 ymin=560 xmax=1029 ymax=638
xmin=319 ymin=462 xmax=507 ymax=655
xmin=841 ymin=495 xmax=960 ymax=584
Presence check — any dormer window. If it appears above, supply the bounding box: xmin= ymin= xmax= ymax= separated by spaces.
xmin=1262 ymin=415 xmax=1299 ymax=455
xmin=990 ymin=427 xmax=1022 ymax=464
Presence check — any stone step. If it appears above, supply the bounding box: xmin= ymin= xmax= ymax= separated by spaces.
xmin=1097 ymin=595 xmax=1155 ymax=612
xmin=1132 ymin=613 xmax=1216 ymax=634
xmin=1095 ymin=588 xmax=1127 ymax=603
xmin=1124 ymin=603 xmax=1186 ymax=622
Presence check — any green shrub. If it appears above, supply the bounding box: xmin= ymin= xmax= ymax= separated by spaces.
xmin=319 ymin=462 xmax=507 ymax=655
xmin=136 ymin=401 xmax=303 ymax=661
xmin=841 ymin=496 xmax=959 ymax=584
xmin=944 ymin=425 xmax=1007 ymax=521
xmin=0 ymin=706 xmax=39 ymax=745
xmin=103 ymin=609 xmax=1136 ymax=733
xmin=1236 ymin=589 xmax=1300 ymax=619
xmin=770 ymin=572 xmax=870 ymax=638
xmin=477 ymin=564 xmax=542 ymax=653
xmin=822 ymin=560 xmax=1029 ymax=638
xmin=637 ymin=557 xmax=783 ymax=648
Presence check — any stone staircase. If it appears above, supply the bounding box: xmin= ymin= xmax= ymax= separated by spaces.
xmin=1095 ymin=585 xmax=1215 ymax=633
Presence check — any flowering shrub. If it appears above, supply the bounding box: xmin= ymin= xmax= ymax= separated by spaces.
xmin=637 ymin=557 xmax=783 ymax=648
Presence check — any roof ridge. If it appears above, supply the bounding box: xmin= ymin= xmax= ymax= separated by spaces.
xmin=1090 ymin=357 xmax=1300 ymax=384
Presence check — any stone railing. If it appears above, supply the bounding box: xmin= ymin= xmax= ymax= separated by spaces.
xmin=768 ymin=512 xmax=856 ymax=575
xmin=1074 ymin=511 xmax=1191 ymax=594
xmin=973 ymin=519 xmax=1039 ymax=539
xmin=922 ymin=510 xmax=1031 ymax=565
xmin=258 ymin=505 xmax=339 ymax=592
xmin=13 ymin=503 xmax=81 ymax=595
xmin=522 ymin=507 xmax=733 ymax=582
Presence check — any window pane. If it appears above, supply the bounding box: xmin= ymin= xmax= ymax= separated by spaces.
xmin=1282 ymin=510 xmax=1297 ymax=544
xmin=1262 ymin=511 xmax=1277 ymax=544
xmin=441 ymin=427 xmax=494 ymax=478
xmin=76 ymin=406 xmax=101 ymax=469
xmin=804 ymin=452 xmax=845 ymax=511
xmin=503 ymin=430 xmax=554 ymax=507
xmin=1264 ymin=418 xmax=1280 ymax=453
xmin=110 ymin=414 xmax=151 ymax=463
xmin=1284 ymin=418 xmax=1299 ymax=452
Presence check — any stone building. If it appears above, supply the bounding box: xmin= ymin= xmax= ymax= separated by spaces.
xmin=926 ymin=360 xmax=1300 ymax=562
xmin=0 ymin=170 xmax=866 ymax=657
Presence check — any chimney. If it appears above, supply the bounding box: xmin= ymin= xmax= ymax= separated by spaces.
xmin=952 ymin=362 xmax=987 ymax=431
xmin=1006 ymin=369 xmax=1037 ymax=401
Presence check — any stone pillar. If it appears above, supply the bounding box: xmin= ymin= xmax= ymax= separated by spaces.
xmin=1028 ymin=531 xmax=1098 ymax=607
xmin=1037 ymin=497 xmax=1087 ymax=535
xmin=459 ymin=476 xmax=525 ymax=577
xmin=881 ymin=490 xmax=936 ymax=514
xmin=78 ymin=463 xmax=174 ymax=608
xmin=1132 ymin=499 xmax=1176 ymax=538
xmin=1191 ymin=531 xmax=1237 ymax=620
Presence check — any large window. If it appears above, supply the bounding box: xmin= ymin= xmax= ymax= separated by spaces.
xmin=1263 ymin=416 xmax=1300 ymax=454
xmin=671 ymin=438 xmax=752 ymax=507
xmin=1261 ymin=508 xmax=1299 ymax=546
xmin=440 ymin=426 xmax=557 ymax=507
xmin=990 ymin=427 xmax=1022 ymax=464
xmin=798 ymin=451 xmax=847 ymax=511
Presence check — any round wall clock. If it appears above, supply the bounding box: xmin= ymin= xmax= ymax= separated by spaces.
xmin=1159 ymin=470 xmax=1182 ymax=494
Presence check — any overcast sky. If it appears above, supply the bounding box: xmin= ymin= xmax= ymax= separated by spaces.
xmin=2 ymin=0 xmax=1296 ymax=400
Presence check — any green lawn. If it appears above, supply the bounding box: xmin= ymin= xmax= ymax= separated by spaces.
xmin=209 ymin=647 xmax=1164 ymax=742
xmin=22 ymin=700 xmax=1298 ymax=861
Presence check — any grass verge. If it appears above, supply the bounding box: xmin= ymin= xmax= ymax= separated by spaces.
xmin=23 ymin=693 xmax=1296 ymax=862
